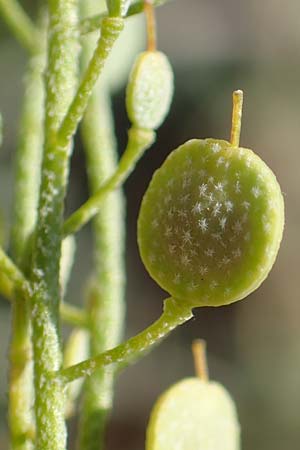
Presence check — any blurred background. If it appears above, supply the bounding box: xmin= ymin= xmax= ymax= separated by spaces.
xmin=0 ymin=0 xmax=299 ymax=449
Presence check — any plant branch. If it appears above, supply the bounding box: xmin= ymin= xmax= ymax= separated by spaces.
xmin=80 ymin=0 xmax=172 ymax=35
xmin=57 ymin=17 xmax=124 ymax=148
xmin=0 ymin=0 xmax=40 ymax=53
xmin=0 ymin=278 xmax=88 ymax=328
xmin=60 ymin=303 xmax=89 ymax=328
xmin=63 ymin=127 xmax=155 ymax=237
xmin=78 ymin=29 xmax=126 ymax=445
xmin=58 ymin=298 xmax=193 ymax=384
xmin=9 ymin=36 xmax=45 ymax=449
xmin=0 ymin=272 xmax=14 ymax=300
xmin=0 ymin=247 xmax=28 ymax=295
xmin=29 ymin=1 xmax=80 ymax=448
xmin=11 ymin=54 xmax=44 ymax=266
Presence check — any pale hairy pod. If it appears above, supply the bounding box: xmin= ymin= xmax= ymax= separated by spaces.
xmin=138 ymin=138 xmax=284 ymax=307
xmin=126 ymin=50 xmax=174 ymax=130
xmin=146 ymin=377 xmax=240 ymax=450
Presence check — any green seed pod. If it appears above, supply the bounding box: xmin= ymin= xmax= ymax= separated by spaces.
xmin=126 ymin=50 xmax=174 ymax=130
xmin=146 ymin=377 xmax=240 ymax=450
xmin=138 ymin=138 xmax=284 ymax=307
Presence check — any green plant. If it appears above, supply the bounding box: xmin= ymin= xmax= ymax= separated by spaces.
xmin=0 ymin=1 xmax=284 ymax=450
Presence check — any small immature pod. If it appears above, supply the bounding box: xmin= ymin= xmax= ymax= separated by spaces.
xmin=146 ymin=378 xmax=240 ymax=450
xmin=126 ymin=50 xmax=174 ymax=130
xmin=146 ymin=340 xmax=240 ymax=450
xmin=138 ymin=138 xmax=284 ymax=307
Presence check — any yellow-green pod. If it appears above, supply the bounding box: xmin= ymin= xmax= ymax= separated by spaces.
xmin=146 ymin=377 xmax=240 ymax=450
xmin=126 ymin=51 xmax=174 ymax=130
xmin=138 ymin=138 xmax=284 ymax=307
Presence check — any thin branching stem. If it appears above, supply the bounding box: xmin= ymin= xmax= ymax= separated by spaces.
xmin=0 ymin=247 xmax=28 ymax=295
xmin=78 ymin=7 xmax=126 ymax=442
xmin=63 ymin=127 xmax=155 ymax=236
xmin=57 ymin=17 xmax=124 ymax=148
xmin=58 ymin=298 xmax=193 ymax=384
xmin=9 ymin=34 xmax=45 ymax=449
xmin=60 ymin=303 xmax=89 ymax=328
xmin=29 ymin=1 xmax=79 ymax=448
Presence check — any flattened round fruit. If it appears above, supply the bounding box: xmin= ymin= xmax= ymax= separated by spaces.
xmin=146 ymin=378 xmax=240 ymax=450
xmin=138 ymin=138 xmax=284 ymax=307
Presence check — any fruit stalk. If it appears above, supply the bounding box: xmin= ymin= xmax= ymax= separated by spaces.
xmin=59 ymin=298 xmax=193 ymax=384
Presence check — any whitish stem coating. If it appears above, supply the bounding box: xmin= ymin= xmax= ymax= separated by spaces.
xmin=63 ymin=127 xmax=155 ymax=236
xmin=58 ymin=298 xmax=193 ymax=384
xmin=29 ymin=1 xmax=79 ymax=448
xmin=230 ymin=90 xmax=243 ymax=147
xmin=0 ymin=0 xmax=40 ymax=53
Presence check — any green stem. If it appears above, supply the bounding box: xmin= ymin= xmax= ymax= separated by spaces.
xmin=77 ymin=2 xmax=126 ymax=444
xmin=11 ymin=55 xmax=44 ymax=266
xmin=78 ymin=67 xmax=125 ymax=450
xmin=57 ymin=17 xmax=124 ymax=148
xmin=0 ymin=247 xmax=28 ymax=294
xmin=60 ymin=302 xmax=88 ymax=328
xmin=106 ymin=0 xmax=129 ymax=17
xmin=80 ymin=0 xmax=172 ymax=35
xmin=64 ymin=328 xmax=89 ymax=418
xmin=60 ymin=235 xmax=76 ymax=299
xmin=9 ymin=296 xmax=34 ymax=450
xmin=63 ymin=127 xmax=155 ymax=236
xmin=59 ymin=298 xmax=193 ymax=384
xmin=0 ymin=0 xmax=40 ymax=53
xmin=0 ymin=272 xmax=14 ymax=299
xmin=29 ymin=1 xmax=79 ymax=448
xmin=9 ymin=42 xmax=45 ymax=450
xmin=0 ymin=278 xmax=88 ymax=328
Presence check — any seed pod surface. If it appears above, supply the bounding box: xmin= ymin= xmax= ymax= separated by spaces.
xmin=126 ymin=51 xmax=174 ymax=130
xmin=138 ymin=139 xmax=284 ymax=307
xmin=146 ymin=377 xmax=240 ymax=450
